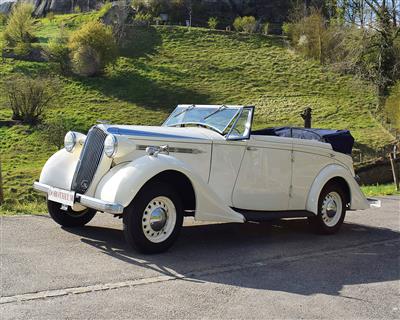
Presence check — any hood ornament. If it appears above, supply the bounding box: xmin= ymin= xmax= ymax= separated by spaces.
xmin=97 ymin=120 xmax=110 ymax=125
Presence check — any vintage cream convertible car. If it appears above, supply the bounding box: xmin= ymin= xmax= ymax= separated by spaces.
xmin=33 ymin=105 xmax=379 ymax=253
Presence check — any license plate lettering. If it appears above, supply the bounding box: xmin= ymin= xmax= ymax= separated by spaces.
xmin=48 ymin=187 xmax=75 ymax=206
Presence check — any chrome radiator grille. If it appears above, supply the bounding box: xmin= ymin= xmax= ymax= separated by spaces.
xmin=71 ymin=126 xmax=108 ymax=194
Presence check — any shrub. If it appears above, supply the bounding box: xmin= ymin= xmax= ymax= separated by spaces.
xmin=282 ymin=22 xmax=292 ymax=36
xmin=233 ymin=16 xmax=256 ymax=33
xmin=133 ymin=12 xmax=153 ymax=26
xmin=241 ymin=16 xmax=256 ymax=33
xmin=284 ymin=10 xmax=326 ymax=62
xmin=40 ymin=116 xmax=77 ymax=149
xmin=233 ymin=16 xmax=243 ymax=31
xmin=208 ymin=17 xmax=218 ymax=29
xmin=262 ymin=22 xmax=269 ymax=35
xmin=385 ymin=82 xmax=400 ymax=130
xmin=68 ymin=20 xmax=117 ymax=76
xmin=0 ymin=13 xmax=7 ymax=26
xmin=46 ymin=11 xmax=55 ymax=22
xmin=3 ymin=3 xmax=36 ymax=49
xmin=73 ymin=5 xmax=81 ymax=13
xmin=45 ymin=26 xmax=70 ymax=74
xmin=4 ymin=75 xmax=59 ymax=125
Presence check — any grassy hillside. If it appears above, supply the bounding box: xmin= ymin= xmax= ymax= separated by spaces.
xmin=0 ymin=14 xmax=394 ymax=214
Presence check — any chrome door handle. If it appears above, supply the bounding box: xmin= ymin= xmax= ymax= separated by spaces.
xmin=246 ymin=146 xmax=258 ymax=151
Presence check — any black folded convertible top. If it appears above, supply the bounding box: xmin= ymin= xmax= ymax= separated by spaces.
xmin=251 ymin=127 xmax=354 ymax=155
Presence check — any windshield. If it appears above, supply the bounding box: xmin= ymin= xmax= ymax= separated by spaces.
xmin=163 ymin=105 xmax=241 ymax=134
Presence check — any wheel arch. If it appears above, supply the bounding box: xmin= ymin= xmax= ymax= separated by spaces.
xmin=323 ymin=176 xmax=351 ymax=207
xmin=306 ymin=163 xmax=368 ymax=214
xmin=95 ymin=155 xmax=244 ymax=223
xmin=138 ymin=170 xmax=196 ymax=214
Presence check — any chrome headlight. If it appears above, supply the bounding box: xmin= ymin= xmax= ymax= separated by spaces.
xmin=64 ymin=131 xmax=76 ymax=152
xmin=104 ymin=134 xmax=118 ymax=158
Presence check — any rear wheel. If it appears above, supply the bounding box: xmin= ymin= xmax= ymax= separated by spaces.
xmin=47 ymin=200 xmax=96 ymax=227
xmin=123 ymin=182 xmax=184 ymax=254
xmin=309 ymin=183 xmax=347 ymax=234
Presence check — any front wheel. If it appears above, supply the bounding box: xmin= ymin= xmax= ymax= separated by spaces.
xmin=308 ymin=183 xmax=347 ymax=234
xmin=47 ymin=200 xmax=96 ymax=227
xmin=123 ymin=182 xmax=184 ymax=254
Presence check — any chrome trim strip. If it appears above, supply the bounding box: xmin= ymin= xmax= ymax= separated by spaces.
xmin=107 ymin=127 xmax=205 ymax=140
xmin=33 ymin=182 xmax=124 ymax=214
xmin=136 ymin=145 xmax=204 ymax=154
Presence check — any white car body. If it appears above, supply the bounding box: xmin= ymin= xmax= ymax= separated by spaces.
xmin=34 ymin=104 xmax=373 ymax=226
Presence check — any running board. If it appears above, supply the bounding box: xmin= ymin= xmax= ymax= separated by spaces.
xmin=231 ymin=208 xmax=315 ymax=222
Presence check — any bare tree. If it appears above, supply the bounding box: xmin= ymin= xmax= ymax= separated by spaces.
xmin=364 ymin=0 xmax=400 ymax=93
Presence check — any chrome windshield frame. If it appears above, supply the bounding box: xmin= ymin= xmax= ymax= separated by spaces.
xmin=162 ymin=105 xmax=244 ymax=135
xmin=225 ymin=106 xmax=255 ymax=141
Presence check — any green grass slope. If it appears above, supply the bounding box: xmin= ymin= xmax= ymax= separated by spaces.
xmin=0 ymin=18 xmax=394 ymax=214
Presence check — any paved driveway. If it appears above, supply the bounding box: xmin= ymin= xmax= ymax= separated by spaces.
xmin=0 ymin=197 xmax=399 ymax=319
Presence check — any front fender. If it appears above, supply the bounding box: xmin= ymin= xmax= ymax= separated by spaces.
xmin=39 ymin=149 xmax=80 ymax=190
xmin=95 ymin=154 xmax=244 ymax=223
xmin=306 ymin=164 xmax=369 ymax=215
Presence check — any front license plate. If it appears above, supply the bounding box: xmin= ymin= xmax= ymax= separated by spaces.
xmin=48 ymin=187 xmax=75 ymax=207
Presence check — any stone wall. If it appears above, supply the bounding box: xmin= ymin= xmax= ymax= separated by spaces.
xmin=355 ymin=157 xmax=400 ymax=185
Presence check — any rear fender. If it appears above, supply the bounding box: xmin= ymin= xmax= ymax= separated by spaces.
xmin=306 ymin=164 xmax=369 ymax=215
xmin=95 ymin=154 xmax=244 ymax=223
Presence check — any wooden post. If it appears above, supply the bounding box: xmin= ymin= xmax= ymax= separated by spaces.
xmin=389 ymin=152 xmax=399 ymax=191
xmin=0 ymin=160 xmax=4 ymax=205
xmin=301 ymin=107 xmax=312 ymax=128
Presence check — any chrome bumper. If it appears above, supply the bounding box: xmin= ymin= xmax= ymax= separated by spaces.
xmin=367 ymin=198 xmax=381 ymax=208
xmin=33 ymin=182 xmax=124 ymax=214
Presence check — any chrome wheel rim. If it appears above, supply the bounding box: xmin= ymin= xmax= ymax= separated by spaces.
xmin=142 ymin=196 xmax=176 ymax=243
xmin=321 ymin=191 xmax=342 ymax=227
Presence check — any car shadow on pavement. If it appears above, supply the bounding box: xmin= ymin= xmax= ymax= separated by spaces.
xmin=65 ymin=219 xmax=400 ymax=297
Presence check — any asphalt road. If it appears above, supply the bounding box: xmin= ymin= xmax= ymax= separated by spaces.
xmin=1 ymin=197 xmax=399 ymax=319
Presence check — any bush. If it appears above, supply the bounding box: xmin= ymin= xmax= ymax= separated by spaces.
xmin=73 ymin=5 xmax=81 ymax=13
xmin=262 ymin=22 xmax=269 ymax=35
xmin=0 ymin=13 xmax=7 ymax=26
xmin=133 ymin=12 xmax=153 ymax=26
xmin=233 ymin=16 xmax=256 ymax=33
xmin=40 ymin=116 xmax=77 ymax=149
xmin=45 ymin=26 xmax=71 ymax=74
xmin=233 ymin=16 xmax=243 ymax=31
xmin=3 ymin=3 xmax=36 ymax=49
xmin=208 ymin=17 xmax=218 ymax=29
xmin=46 ymin=12 xmax=55 ymax=22
xmin=68 ymin=20 xmax=117 ymax=76
xmin=284 ymin=10 xmax=326 ymax=62
xmin=385 ymin=82 xmax=400 ymax=130
xmin=4 ymin=75 xmax=59 ymax=125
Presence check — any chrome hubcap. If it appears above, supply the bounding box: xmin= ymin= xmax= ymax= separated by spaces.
xmin=325 ymin=199 xmax=337 ymax=218
xmin=142 ymin=196 xmax=177 ymax=243
xmin=321 ymin=191 xmax=342 ymax=227
xmin=149 ymin=207 xmax=167 ymax=231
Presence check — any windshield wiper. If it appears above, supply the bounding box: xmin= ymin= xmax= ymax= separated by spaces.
xmin=203 ymin=105 xmax=227 ymax=120
xmin=173 ymin=104 xmax=196 ymax=118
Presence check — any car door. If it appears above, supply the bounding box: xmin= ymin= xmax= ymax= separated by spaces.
xmin=232 ymin=135 xmax=293 ymax=211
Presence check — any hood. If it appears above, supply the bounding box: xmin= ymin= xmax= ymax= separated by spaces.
xmin=102 ymin=125 xmax=224 ymax=142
